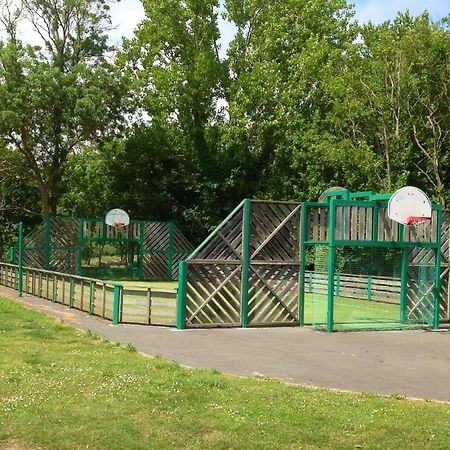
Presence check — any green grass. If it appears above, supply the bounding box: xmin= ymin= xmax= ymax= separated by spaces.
xmin=1 ymin=297 xmax=450 ymax=449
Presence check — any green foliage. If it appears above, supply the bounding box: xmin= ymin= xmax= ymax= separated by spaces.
xmin=3 ymin=1 xmax=450 ymax=248
xmin=0 ymin=148 xmax=41 ymax=257
xmin=0 ymin=0 xmax=127 ymax=217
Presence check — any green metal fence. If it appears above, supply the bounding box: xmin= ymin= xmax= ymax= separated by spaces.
xmin=0 ymin=262 xmax=177 ymax=326
xmin=13 ymin=217 xmax=193 ymax=281
xmin=177 ymin=192 xmax=444 ymax=332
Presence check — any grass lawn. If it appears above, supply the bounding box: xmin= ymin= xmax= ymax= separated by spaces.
xmin=1 ymin=297 xmax=450 ymax=449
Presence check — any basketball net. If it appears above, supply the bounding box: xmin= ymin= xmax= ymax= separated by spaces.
xmin=114 ymin=221 xmax=126 ymax=229
xmin=405 ymin=216 xmax=432 ymax=226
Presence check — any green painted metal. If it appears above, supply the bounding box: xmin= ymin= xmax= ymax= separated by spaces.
xmin=398 ymin=223 xmax=405 ymax=243
xmin=188 ymin=199 xmax=246 ymax=260
xmin=367 ymin=276 xmax=372 ymax=301
xmin=372 ymin=204 xmax=379 ymax=241
xmin=350 ymin=191 xmax=374 ymax=200
xmin=69 ymin=277 xmax=74 ymax=308
xmin=326 ymin=200 xmax=337 ymax=332
xmin=368 ymin=193 xmax=392 ymax=201
xmin=241 ymin=199 xmax=252 ymax=328
xmin=433 ymin=206 xmax=443 ymax=328
xmin=176 ymin=260 xmax=188 ymax=329
xmin=329 ymin=240 xmax=439 ymax=249
xmin=89 ymin=281 xmax=95 ymax=315
xmin=21 ymin=215 xmax=192 ymax=282
xmin=112 ymin=283 xmax=123 ymax=325
xmin=18 ymin=222 xmax=24 ymax=297
xmin=167 ymin=222 xmax=175 ymax=281
xmin=324 ymin=189 xmax=350 ymax=202
xmin=8 ymin=246 xmax=15 ymax=263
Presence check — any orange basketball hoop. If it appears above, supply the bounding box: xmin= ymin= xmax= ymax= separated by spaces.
xmin=405 ymin=216 xmax=432 ymax=225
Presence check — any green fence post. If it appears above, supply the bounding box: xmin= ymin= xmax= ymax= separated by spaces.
xmin=89 ymin=281 xmax=95 ymax=315
xmin=433 ymin=207 xmax=443 ymax=329
xmin=69 ymin=277 xmax=74 ymax=308
xmin=8 ymin=246 xmax=15 ymax=263
xmin=241 ymin=199 xmax=251 ymax=328
xmin=112 ymin=283 xmax=123 ymax=325
xmin=326 ymin=200 xmax=337 ymax=332
xmin=299 ymin=203 xmax=309 ymax=327
xmin=367 ymin=276 xmax=372 ymax=301
xmin=18 ymin=222 xmax=24 ymax=297
xmin=167 ymin=222 xmax=175 ymax=281
xmin=399 ymin=247 xmax=409 ymax=323
xmin=176 ymin=261 xmax=188 ymax=329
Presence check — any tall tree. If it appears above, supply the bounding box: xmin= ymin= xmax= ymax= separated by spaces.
xmin=224 ymin=0 xmax=361 ymax=201
xmin=119 ymin=0 xmax=231 ymax=234
xmin=328 ymin=13 xmax=450 ymax=205
xmin=0 ymin=0 xmax=126 ymax=217
xmin=0 ymin=146 xmax=40 ymax=257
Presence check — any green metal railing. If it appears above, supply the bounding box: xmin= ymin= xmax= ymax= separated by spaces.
xmin=0 ymin=262 xmax=177 ymax=326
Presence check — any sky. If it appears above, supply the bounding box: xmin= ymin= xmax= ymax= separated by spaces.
xmin=108 ymin=0 xmax=449 ymax=48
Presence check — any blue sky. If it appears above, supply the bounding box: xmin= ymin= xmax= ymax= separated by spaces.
xmin=109 ymin=0 xmax=449 ymax=48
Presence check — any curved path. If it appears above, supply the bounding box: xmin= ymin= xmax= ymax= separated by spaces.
xmin=2 ymin=286 xmax=450 ymax=403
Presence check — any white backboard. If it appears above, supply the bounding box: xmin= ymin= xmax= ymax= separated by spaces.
xmin=387 ymin=186 xmax=432 ymax=226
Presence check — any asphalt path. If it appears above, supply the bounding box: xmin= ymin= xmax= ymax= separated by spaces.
xmin=2 ymin=285 xmax=450 ymax=402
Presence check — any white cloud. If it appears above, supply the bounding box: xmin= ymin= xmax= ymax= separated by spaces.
xmin=108 ymin=0 xmax=145 ymax=45
xmin=354 ymin=0 xmax=448 ymax=24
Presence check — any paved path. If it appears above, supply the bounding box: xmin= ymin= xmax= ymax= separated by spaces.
xmin=2 ymin=286 xmax=450 ymax=402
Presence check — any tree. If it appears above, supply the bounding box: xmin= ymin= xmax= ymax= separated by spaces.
xmin=0 ymin=146 xmax=41 ymax=257
xmin=328 ymin=13 xmax=450 ymax=205
xmin=224 ymin=0 xmax=362 ymax=201
xmin=0 ymin=0 xmax=126 ymax=217
xmin=119 ymin=0 xmax=232 ymax=235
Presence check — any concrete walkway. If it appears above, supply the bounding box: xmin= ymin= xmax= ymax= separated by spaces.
xmin=2 ymin=286 xmax=450 ymax=402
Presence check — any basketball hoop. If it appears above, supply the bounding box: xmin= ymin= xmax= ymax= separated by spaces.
xmin=105 ymin=209 xmax=130 ymax=228
xmin=405 ymin=216 xmax=432 ymax=226
xmin=387 ymin=187 xmax=432 ymax=226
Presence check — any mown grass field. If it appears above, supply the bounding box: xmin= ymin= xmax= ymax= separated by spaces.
xmin=1 ymin=296 xmax=450 ymax=449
